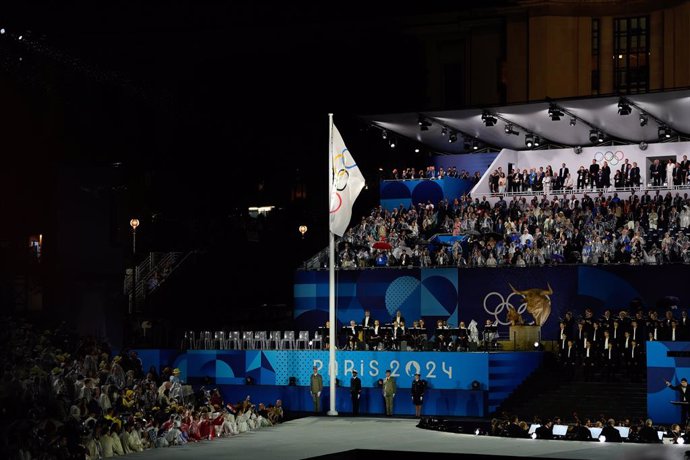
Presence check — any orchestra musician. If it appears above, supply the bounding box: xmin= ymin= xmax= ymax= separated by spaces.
xmin=367 ymin=319 xmax=383 ymax=350
xmin=346 ymin=320 xmax=360 ymax=350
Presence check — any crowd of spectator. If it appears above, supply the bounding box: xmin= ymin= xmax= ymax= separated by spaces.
xmin=486 ymin=157 xmax=690 ymax=195
xmin=0 ymin=317 xmax=284 ymax=460
xmin=388 ymin=166 xmax=481 ymax=181
xmin=329 ymin=190 xmax=690 ymax=269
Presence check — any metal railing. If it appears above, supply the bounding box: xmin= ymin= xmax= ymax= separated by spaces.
xmin=124 ymin=251 xmax=192 ymax=305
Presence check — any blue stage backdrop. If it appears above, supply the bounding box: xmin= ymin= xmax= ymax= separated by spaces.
xmin=133 ymin=349 xmax=542 ymax=417
xmin=295 ymin=265 xmax=690 ymax=341
xmin=379 ymin=178 xmax=475 ymax=211
xmin=647 ymin=341 xmax=690 ymax=424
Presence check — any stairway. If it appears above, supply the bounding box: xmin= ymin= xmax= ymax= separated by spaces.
xmin=494 ymin=355 xmax=647 ymax=423
xmin=124 ymin=251 xmax=193 ymax=308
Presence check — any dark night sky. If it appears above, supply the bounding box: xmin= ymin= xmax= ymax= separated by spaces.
xmin=0 ymin=1 xmax=509 ymax=325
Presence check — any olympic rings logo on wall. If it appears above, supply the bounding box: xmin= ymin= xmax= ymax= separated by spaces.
xmin=330 ymin=147 xmax=359 ymax=214
xmin=593 ymin=150 xmax=625 ymax=167
xmin=483 ymin=292 xmax=528 ymax=325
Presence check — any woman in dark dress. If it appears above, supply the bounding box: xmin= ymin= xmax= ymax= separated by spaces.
xmin=411 ymin=373 xmax=427 ymax=417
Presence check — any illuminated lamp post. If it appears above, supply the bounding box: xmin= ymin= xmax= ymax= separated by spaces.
xmin=129 ymin=218 xmax=140 ymax=314
xmin=299 ymin=225 xmax=308 ymax=239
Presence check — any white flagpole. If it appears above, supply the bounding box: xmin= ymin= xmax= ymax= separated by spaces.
xmin=327 ymin=113 xmax=338 ymax=416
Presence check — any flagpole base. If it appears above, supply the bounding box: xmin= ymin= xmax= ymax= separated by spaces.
xmin=327 ymin=410 xmax=339 ymax=416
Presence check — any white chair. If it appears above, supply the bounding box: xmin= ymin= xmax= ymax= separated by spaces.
xmin=269 ymin=331 xmax=282 ymax=349
xmin=312 ymin=330 xmax=323 ymax=350
xmin=254 ymin=331 xmax=268 ymax=350
xmin=182 ymin=330 xmax=196 ymax=350
xmin=296 ymin=331 xmax=310 ymax=349
xmin=228 ymin=331 xmax=241 ymax=350
xmin=199 ymin=331 xmax=213 ymax=350
xmin=281 ymin=331 xmax=295 ymax=350
xmin=215 ymin=331 xmax=227 ymax=350
xmin=242 ymin=331 xmax=254 ymax=350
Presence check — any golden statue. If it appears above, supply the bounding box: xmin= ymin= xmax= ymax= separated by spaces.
xmin=508 ymin=283 xmax=553 ymax=326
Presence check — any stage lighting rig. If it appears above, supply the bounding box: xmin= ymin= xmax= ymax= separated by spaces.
xmin=658 ymin=125 xmax=672 ymax=140
xmin=548 ymin=104 xmax=564 ymax=121
xmin=639 ymin=113 xmax=648 ymax=127
xmin=589 ymin=129 xmax=603 ymax=143
xmin=525 ymin=134 xmax=534 ymax=148
xmin=418 ymin=116 xmax=431 ymax=131
xmin=504 ymin=124 xmax=519 ymax=135
xmin=481 ymin=111 xmax=497 ymax=127
xmin=617 ymin=98 xmax=632 ymax=115
xmin=448 ymin=132 xmax=458 ymax=143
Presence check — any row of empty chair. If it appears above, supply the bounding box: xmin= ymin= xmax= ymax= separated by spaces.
xmin=181 ymin=330 xmax=324 ymax=350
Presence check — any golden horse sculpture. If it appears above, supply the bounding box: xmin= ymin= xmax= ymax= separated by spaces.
xmin=508 ymin=283 xmax=553 ymax=326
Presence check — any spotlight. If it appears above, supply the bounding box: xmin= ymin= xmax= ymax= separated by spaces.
xmin=504 ymin=124 xmax=519 ymax=135
xmin=525 ymin=134 xmax=534 ymax=148
xmin=639 ymin=141 xmax=648 ymax=151
xmin=574 ymin=146 xmax=583 ymax=154
xmin=531 ymin=432 xmax=537 ymax=439
xmin=475 ymin=428 xmax=480 ymax=436
xmin=481 ymin=111 xmax=497 ymax=127
xmin=639 ymin=113 xmax=648 ymax=127
xmin=599 ymin=435 xmax=606 ymax=442
xmin=569 ymin=117 xmax=577 ymax=126
xmin=548 ymin=104 xmax=564 ymax=121
xmin=0 ymin=28 xmax=5 ymax=35
xmin=659 ymin=126 xmax=672 ymax=140
xmin=533 ymin=341 xmax=540 ymax=349
xmin=534 ymin=136 xmax=541 ymax=147
xmin=17 ymin=35 xmax=22 ymax=41
xmin=598 ymin=131 xmax=604 ymax=142
xmin=381 ymin=129 xmax=388 ymax=140
xmin=471 ymin=380 xmax=480 ymax=390
xmin=414 ymin=148 xmax=420 ymax=153
xmin=448 ymin=132 xmax=458 ymax=143
xmin=589 ymin=129 xmax=600 ymax=143
xmin=418 ymin=116 xmax=431 ymax=131
xmin=441 ymin=127 xmax=448 ymax=136
xmin=389 ymin=138 xmax=396 ymax=148
xmin=617 ymin=98 xmax=632 ymax=116
xmin=472 ymin=140 xmax=479 ymax=150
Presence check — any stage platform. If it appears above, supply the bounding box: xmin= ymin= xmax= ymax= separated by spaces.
xmin=137 ymin=417 xmax=687 ymax=460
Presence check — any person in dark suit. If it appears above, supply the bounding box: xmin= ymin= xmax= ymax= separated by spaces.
xmin=576 ymin=166 xmax=587 ymax=190
xmin=638 ymin=419 xmax=662 ymax=443
xmin=589 ymin=160 xmax=600 ymax=188
xmin=580 ymin=341 xmax=597 ymax=381
xmin=602 ymin=342 xmax=618 ymax=381
xmin=601 ymin=419 xmax=623 ymax=442
xmin=535 ymin=420 xmax=553 ymax=439
xmin=506 ymin=416 xmax=528 ymax=438
xmin=650 ymin=159 xmax=662 ymax=186
xmin=558 ymin=163 xmax=569 ymax=189
xmin=665 ymin=377 xmax=690 ymax=425
xmin=350 ymin=370 xmax=362 ymax=416
xmin=411 ymin=373 xmax=427 ymax=418
xmin=362 ymin=310 xmax=373 ymax=329
xmin=630 ymin=162 xmax=641 ymax=187
xmin=601 ymin=161 xmax=611 ymax=188
xmin=367 ymin=319 xmax=383 ymax=350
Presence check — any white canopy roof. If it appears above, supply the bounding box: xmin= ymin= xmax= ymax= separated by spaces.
xmin=363 ymin=89 xmax=690 ymax=153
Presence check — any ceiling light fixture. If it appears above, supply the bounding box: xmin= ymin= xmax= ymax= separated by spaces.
xmin=504 ymin=124 xmax=519 ymax=135
xmin=548 ymin=104 xmax=564 ymax=121
xmin=525 ymin=134 xmax=534 ymax=149
xmin=481 ymin=111 xmax=497 ymax=127
xmin=617 ymin=98 xmax=632 ymax=116
xmin=639 ymin=113 xmax=648 ymax=127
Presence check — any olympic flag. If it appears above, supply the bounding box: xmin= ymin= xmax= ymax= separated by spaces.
xmin=329 ymin=123 xmax=365 ymax=237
